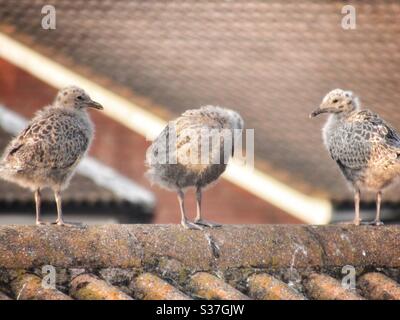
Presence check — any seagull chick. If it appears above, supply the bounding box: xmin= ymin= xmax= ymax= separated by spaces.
xmin=146 ymin=106 xmax=244 ymax=230
xmin=311 ymin=89 xmax=400 ymax=226
xmin=0 ymin=86 xmax=103 ymax=226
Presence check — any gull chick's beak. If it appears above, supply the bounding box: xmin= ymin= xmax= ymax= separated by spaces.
xmin=309 ymin=108 xmax=323 ymax=118
xmin=88 ymin=100 xmax=103 ymax=110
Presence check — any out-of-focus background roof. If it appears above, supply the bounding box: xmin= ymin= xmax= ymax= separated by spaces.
xmin=0 ymin=0 xmax=399 ymax=224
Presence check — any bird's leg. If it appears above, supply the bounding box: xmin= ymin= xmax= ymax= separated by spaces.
xmin=54 ymin=189 xmax=80 ymax=227
xmin=178 ymin=189 xmax=202 ymax=230
xmin=35 ymin=188 xmax=47 ymax=225
xmin=54 ymin=190 xmax=67 ymax=226
xmin=368 ymin=191 xmax=384 ymax=226
xmin=353 ymin=189 xmax=362 ymax=226
xmin=194 ymin=187 xmax=221 ymax=228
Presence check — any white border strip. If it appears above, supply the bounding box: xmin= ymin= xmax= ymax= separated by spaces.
xmin=0 ymin=32 xmax=332 ymax=224
xmin=0 ymin=104 xmax=155 ymax=209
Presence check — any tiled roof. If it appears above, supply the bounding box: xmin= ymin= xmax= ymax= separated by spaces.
xmin=4 ymin=269 xmax=400 ymax=300
xmin=0 ymin=224 xmax=399 ymax=300
xmin=1 ymin=0 xmax=400 ymax=203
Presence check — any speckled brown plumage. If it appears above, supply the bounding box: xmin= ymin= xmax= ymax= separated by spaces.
xmin=146 ymin=105 xmax=244 ymax=229
xmin=311 ymin=89 xmax=400 ymax=225
xmin=0 ymin=86 xmax=103 ymax=226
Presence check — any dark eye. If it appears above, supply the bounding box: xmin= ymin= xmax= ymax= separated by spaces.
xmin=332 ymin=99 xmax=339 ymax=103
xmin=77 ymin=96 xmax=84 ymax=100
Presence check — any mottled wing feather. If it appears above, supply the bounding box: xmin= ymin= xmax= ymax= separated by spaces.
xmin=4 ymin=114 xmax=88 ymax=172
xmin=358 ymin=110 xmax=400 ymax=144
xmin=4 ymin=124 xmax=33 ymax=157
xmin=329 ymin=110 xmax=399 ymax=170
xmin=382 ymin=121 xmax=400 ymax=150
